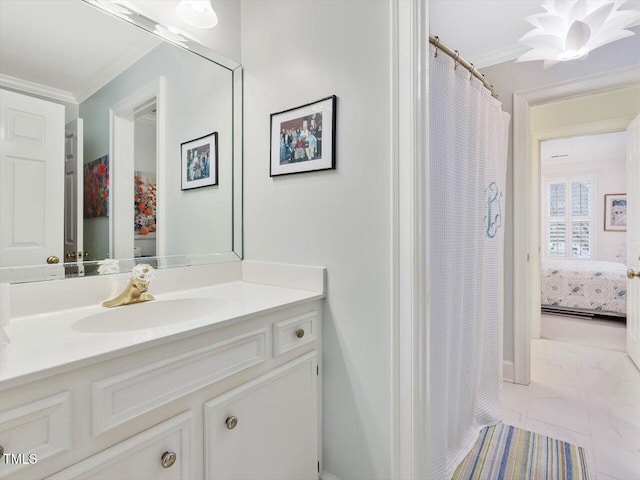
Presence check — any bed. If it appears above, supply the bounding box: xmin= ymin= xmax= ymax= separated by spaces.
xmin=541 ymin=260 xmax=627 ymax=318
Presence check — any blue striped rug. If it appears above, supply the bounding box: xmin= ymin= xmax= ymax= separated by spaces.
xmin=452 ymin=423 xmax=591 ymax=480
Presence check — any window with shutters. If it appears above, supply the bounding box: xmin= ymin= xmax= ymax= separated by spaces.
xmin=543 ymin=177 xmax=594 ymax=259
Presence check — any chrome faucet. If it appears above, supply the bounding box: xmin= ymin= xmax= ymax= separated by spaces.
xmin=102 ymin=264 xmax=156 ymax=308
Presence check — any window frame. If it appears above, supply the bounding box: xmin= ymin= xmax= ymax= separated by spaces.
xmin=542 ymin=175 xmax=596 ymax=260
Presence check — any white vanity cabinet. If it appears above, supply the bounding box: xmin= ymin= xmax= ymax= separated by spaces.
xmin=46 ymin=412 xmax=192 ymax=480
xmin=204 ymin=353 xmax=318 ymax=480
xmin=0 ymin=299 xmax=322 ymax=480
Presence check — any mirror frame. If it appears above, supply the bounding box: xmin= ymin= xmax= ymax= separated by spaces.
xmin=0 ymin=1 xmax=243 ymax=283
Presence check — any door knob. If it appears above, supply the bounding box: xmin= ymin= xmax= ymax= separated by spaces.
xmin=46 ymin=256 xmax=60 ymax=264
xmin=65 ymin=252 xmax=77 ymax=260
xmin=628 ymin=269 xmax=640 ymax=279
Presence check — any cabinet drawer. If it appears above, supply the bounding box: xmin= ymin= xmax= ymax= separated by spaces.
xmin=0 ymin=391 xmax=72 ymax=476
xmin=92 ymin=329 xmax=266 ymax=435
xmin=47 ymin=412 xmax=190 ymax=480
xmin=273 ymin=311 xmax=318 ymax=357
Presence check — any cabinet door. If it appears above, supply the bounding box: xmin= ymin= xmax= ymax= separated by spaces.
xmin=47 ymin=413 xmax=190 ymax=480
xmin=204 ymin=353 xmax=318 ymax=480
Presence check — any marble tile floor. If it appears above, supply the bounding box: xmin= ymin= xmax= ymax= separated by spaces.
xmin=541 ymin=313 xmax=626 ymax=352
xmin=501 ymin=338 xmax=640 ymax=480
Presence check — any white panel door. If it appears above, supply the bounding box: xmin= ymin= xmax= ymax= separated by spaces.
xmin=64 ymin=118 xmax=84 ymax=265
xmin=0 ymin=89 xmax=64 ymax=267
xmin=627 ymin=114 xmax=640 ymax=370
xmin=204 ymin=354 xmax=318 ymax=480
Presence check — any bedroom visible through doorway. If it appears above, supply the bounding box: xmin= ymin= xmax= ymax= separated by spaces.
xmin=539 ymin=131 xmax=627 ymax=350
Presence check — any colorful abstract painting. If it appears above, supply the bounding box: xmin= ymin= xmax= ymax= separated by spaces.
xmin=84 ymin=155 xmax=109 ymax=218
xmin=134 ymin=171 xmax=157 ymax=236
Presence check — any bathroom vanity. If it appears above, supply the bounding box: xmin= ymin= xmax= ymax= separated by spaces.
xmin=0 ymin=262 xmax=324 ymax=479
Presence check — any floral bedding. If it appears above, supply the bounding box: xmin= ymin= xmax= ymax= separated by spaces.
xmin=541 ymin=260 xmax=627 ymax=315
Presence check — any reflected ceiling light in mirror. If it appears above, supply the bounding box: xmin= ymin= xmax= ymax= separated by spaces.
xmin=176 ymin=0 xmax=218 ymax=29
xmin=153 ymin=24 xmax=192 ymax=47
xmin=516 ymin=0 xmax=640 ymax=68
xmin=90 ymin=0 xmax=143 ymax=17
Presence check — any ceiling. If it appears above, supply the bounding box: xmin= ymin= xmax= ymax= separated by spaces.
xmin=541 ymin=130 xmax=627 ymax=165
xmin=429 ymin=0 xmax=640 ymax=68
xmin=0 ymin=0 xmax=161 ymax=103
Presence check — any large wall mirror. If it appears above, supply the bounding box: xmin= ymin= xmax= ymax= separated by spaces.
xmin=0 ymin=0 xmax=242 ymax=283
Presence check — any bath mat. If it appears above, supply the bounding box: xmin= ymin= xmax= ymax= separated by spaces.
xmin=452 ymin=423 xmax=590 ymax=480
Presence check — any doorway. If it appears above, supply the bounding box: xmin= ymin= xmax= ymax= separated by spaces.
xmin=109 ymin=77 xmax=165 ymax=261
xmin=512 ymin=67 xmax=640 ymax=385
xmin=539 ymin=131 xmax=627 ymax=351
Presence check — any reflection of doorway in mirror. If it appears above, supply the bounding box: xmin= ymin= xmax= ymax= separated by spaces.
xmin=110 ymin=78 xmax=164 ymax=261
xmin=133 ymin=100 xmax=157 ymax=258
xmin=64 ymin=118 xmax=85 ymax=276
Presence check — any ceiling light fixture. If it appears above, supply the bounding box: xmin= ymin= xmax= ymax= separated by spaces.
xmin=516 ymin=0 xmax=640 ymax=68
xmin=176 ymin=0 xmax=218 ymax=29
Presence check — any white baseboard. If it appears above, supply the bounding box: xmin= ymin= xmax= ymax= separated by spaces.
xmin=503 ymin=360 xmax=515 ymax=383
xmin=321 ymin=471 xmax=341 ymax=480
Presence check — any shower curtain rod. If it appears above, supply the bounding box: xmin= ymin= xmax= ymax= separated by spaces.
xmin=429 ymin=34 xmax=499 ymax=99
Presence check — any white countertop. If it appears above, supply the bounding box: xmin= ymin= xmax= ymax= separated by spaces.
xmin=0 ymin=281 xmax=323 ymax=389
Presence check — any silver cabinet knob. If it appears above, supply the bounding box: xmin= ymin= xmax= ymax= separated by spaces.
xmin=161 ymin=451 xmax=176 ymax=468
xmin=295 ymin=328 xmax=305 ymax=339
xmin=226 ymin=416 xmax=238 ymax=429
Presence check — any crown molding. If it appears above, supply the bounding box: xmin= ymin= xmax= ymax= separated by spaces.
xmin=471 ymin=43 xmax=529 ymax=70
xmin=0 ymin=74 xmax=77 ymax=104
xmin=74 ymin=38 xmax=160 ymax=104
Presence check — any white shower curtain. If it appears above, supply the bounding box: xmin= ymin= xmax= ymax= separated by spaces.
xmin=428 ymin=45 xmax=510 ymax=479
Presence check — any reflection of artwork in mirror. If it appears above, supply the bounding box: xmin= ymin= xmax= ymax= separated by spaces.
xmin=181 ymin=132 xmax=218 ymax=190
xmin=270 ymin=95 xmax=336 ymax=177
xmin=84 ymin=156 xmax=109 ymax=218
xmin=134 ymin=171 xmax=157 ymax=237
xmin=604 ymin=193 xmax=627 ymax=232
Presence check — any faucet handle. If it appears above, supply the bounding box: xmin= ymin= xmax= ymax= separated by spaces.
xmin=132 ymin=264 xmax=155 ymax=283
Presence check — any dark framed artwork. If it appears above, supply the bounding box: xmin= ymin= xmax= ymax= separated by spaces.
xmin=604 ymin=193 xmax=626 ymax=232
xmin=181 ymin=131 xmax=218 ymax=190
xmin=270 ymin=95 xmax=336 ymax=177
xmin=84 ymin=155 xmax=109 ymax=218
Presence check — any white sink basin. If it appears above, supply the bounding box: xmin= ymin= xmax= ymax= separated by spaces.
xmin=72 ymin=298 xmax=228 ymax=333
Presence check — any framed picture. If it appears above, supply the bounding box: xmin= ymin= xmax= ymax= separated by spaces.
xmin=181 ymin=132 xmax=218 ymax=190
xmin=270 ymin=95 xmax=336 ymax=177
xmin=134 ymin=170 xmax=156 ymax=237
xmin=604 ymin=193 xmax=627 ymax=231
xmin=84 ymin=155 xmax=109 ymax=218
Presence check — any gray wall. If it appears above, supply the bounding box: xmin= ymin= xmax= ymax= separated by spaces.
xmin=241 ymin=0 xmax=392 ymax=478
xmin=480 ymin=30 xmax=640 ymax=362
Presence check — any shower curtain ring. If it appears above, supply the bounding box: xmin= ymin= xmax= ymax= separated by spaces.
xmin=434 ymin=36 xmax=440 ymax=57
xmin=469 ymin=63 xmax=474 ymax=80
xmin=454 ymin=50 xmax=460 ymax=70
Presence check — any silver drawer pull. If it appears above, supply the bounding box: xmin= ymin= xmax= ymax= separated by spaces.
xmin=161 ymin=451 xmax=177 ymax=468
xmin=226 ymin=416 xmax=238 ymax=429
xmin=295 ymin=328 xmax=305 ymax=339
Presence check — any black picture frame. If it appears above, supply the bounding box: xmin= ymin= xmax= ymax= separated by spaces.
xmin=270 ymin=95 xmax=336 ymax=177
xmin=181 ymin=131 xmax=218 ymax=190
